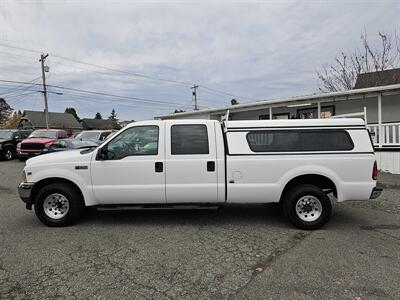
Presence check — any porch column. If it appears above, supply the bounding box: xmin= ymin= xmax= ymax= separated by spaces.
xmin=269 ymin=107 xmax=272 ymax=120
xmin=378 ymin=93 xmax=382 ymax=148
xmin=317 ymin=102 xmax=321 ymax=119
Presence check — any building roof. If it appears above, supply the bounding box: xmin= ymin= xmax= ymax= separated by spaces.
xmin=156 ymin=83 xmax=400 ymax=119
xmin=225 ymin=118 xmax=365 ymax=129
xmin=21 ymin=110 xmax=82 ymax=129
xmin=354 ymin=68 xmax=400 ymax=89
xmin=80 ymin=118 xmax=121 ymax=130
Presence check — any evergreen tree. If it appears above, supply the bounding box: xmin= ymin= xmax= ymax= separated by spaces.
xmin=108 ymin=108 xmax=117 ymax=121
xmin=64 ymin=107 xmax=80 ymax=121
xmin=95 ymin=112 xmax=102 ymax=119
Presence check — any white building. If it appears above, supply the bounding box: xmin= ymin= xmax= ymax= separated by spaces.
xmin=157 ymin=70 xmax=400 ymax=174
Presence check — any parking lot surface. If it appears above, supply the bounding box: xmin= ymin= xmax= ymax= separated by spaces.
xmin=1 ymin=160 xmax=400 ymax=299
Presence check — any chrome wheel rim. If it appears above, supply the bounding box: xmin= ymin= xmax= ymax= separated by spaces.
xmin=43 ymin=193 xmax=70 ymax=219
xmin=295 ymin=195 xmax=322 ymax=222
xmin=5 ymin=149 xmax=12 ymax=160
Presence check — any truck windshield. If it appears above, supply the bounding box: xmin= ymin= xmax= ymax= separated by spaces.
xmin=75 ymin=131 xmax=100 ymax=141
xmin=0 ymin=131 xmax=13 ymax=139
xmin=29 ymin=131 xmax=58 ymax=139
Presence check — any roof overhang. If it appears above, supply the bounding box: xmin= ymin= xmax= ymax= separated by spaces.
xmin=156 ymin=83 xmax=400 ymax=119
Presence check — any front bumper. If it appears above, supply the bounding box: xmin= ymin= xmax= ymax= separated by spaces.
xmin=18 ymin=182 xmax=35 ymax=209
xmin=17 ymin=151 xmax=41 ymax=157
xmin=370 ymin=187 xmax=383 ymax=199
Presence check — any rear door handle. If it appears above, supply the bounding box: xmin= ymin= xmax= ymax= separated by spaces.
xmin=155 ymin=162 xmax=163 ymax=173
xmin=207 ymin=161 xmax=215 ymax=172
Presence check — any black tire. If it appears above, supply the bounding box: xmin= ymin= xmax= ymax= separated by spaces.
xmin=2 ymin=147 xmax=14 ymax=161
xmin=282 ymin=184 xmax=332 ymax=230
xmin=34 ymin=182 xmax=85 ymax=227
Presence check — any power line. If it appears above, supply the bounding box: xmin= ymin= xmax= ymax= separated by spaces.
xmin=0 ymin=42 xmax=256 ymax=101
xmin=198 ymin=85 xmax=256 ymax=101
xmin=0 ymin=76 xmax=41 ymax=97
xmin=5 ymin=91 xmax=38 ymax=99
xmin=0 ymin=42 xmax=192 ymax=87
xmin=0 ymin=79 xmax=190 ymax=107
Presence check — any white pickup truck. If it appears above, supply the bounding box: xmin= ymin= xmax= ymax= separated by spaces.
xmin=18 ymin=118 xmax=381 ymax=229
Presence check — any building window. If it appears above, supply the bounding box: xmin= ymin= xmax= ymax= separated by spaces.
xmin=171 ymin=124 xmax=209 ymax=155
xmin=297 ymin=105 xmax=335 ymax=119
xmin=259 ymin=113 xmax=290 ymax=120
xmin=246 ymin=129 xmax=353 ymax=152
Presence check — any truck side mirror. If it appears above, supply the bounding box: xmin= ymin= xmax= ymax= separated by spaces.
xmin=96 ymin=146 xmax=108 ymax=160
xmin=14 ymin=135 xmax=20 ymax=140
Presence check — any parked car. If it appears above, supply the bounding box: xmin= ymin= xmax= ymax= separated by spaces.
xmin=0 ymin=129 xmax=32 ymax=160
xmin=74 ymin=130 xmax=114 ymax=144
xmin=18 ymin=118 xmax=381 ymax=229
xmin=17 ymin=129 xmax=68 ymax=160
xmin=41 ymin=139 xmax=98 ymax=154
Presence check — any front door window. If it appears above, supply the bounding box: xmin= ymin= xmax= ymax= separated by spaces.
xmin=106 ymin=126 xmax=159 ymax=160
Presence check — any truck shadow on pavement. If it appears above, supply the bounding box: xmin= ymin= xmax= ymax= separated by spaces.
xmin=80 ymin=203 xmax=291 ymax=228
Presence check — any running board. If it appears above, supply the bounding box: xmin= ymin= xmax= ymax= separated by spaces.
xmin=96 ymin=204 xmax=221 ymax=211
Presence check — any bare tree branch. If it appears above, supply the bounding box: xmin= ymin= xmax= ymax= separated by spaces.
xmin=318 ymin=29 xmax=400 ymax=92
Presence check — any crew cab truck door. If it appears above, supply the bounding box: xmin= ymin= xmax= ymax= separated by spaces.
xmin=165 ymin=121 xmax=221 ymax=203
xmin=90 ymin=123 xmax=166 ymax=204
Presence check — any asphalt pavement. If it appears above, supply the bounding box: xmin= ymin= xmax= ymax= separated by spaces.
xmin=0 ymin=160 xmax=399 ymax=299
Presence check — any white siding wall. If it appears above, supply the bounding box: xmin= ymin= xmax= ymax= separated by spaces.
xmin=376 ymin=151 xmax=400 ymax=174
xmin=226 ymin=94 xmax=400 ymax=124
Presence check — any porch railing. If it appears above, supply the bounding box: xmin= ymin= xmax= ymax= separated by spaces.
xmin=367 ymin=122 xmax=400 ymax=147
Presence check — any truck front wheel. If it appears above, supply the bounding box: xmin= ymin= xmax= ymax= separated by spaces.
xmin=282 ymin=184 xmax=332 ymax=230
xmin=34 ymin=183 xmax=84 ymax=227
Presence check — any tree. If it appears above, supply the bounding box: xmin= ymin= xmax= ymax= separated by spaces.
xmin=95 ymin=112 xmax=102 ymax=119
xmin=0 ymin=98 xmax=13 ymax=127
xmin=65 ymin=107 xmax=80 ymax=121
xmin=4 ymin=111 xmax=22 ymax=128
xmin=108 ymin=108 xmax=117 ymax=121
xmin=317 ymin=30 xmax=400 ymax=92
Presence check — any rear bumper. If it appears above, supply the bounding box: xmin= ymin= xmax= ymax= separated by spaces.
xmin=18 ymin=182 xmax=35 ymax=209
xmin=370 ymin=187 xmax=383 ymax=199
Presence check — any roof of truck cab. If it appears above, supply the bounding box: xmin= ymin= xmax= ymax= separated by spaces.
xmin=125 ymin=119 xmax=219 ymax=127
xmin=225 ymin=118 xmax=365 ymax=129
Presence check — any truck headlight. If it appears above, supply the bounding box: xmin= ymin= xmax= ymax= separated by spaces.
xmin=21 ymin=171 xmax=27 ymax=183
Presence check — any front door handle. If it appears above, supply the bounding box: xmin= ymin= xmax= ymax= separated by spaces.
xmin=155 ymin=162 xmax=163 ymax=173
xmin=207 ymin=161 xmax=215 ymax=172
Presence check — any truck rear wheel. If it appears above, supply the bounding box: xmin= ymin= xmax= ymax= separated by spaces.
xmin=34 ymin=183 xmax=84 ymax=227
xmin=282 ymin=184 xmax=332 ymax=230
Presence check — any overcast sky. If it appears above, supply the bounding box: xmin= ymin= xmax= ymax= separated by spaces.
xmin=0 ymin=0 xmax=399 ymax=121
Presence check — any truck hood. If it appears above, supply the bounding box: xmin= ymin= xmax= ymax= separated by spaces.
xmin=21 ymin=137 xmax=54 ymax=144
xmin=26 ymin=149 xmax=94 ymax=166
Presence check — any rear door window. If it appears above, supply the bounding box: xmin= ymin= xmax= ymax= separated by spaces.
xmin=171 ymin=125 xmax=209 ymax=155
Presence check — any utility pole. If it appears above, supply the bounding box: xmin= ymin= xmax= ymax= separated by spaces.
xmin=39 ymin=53 xmax=49 ymax=129
xmin=191 ymin=84 xmax=199 ymax=110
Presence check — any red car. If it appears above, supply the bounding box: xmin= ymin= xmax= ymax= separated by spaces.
xmin=17 ymin=129 xmax=68 ymax=160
